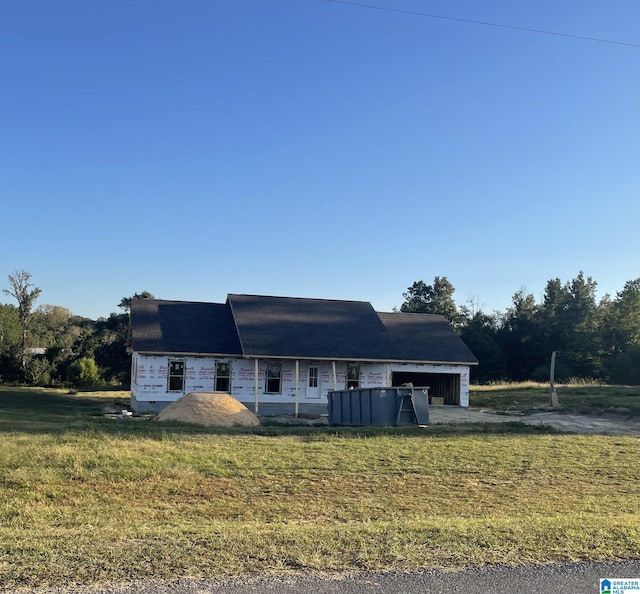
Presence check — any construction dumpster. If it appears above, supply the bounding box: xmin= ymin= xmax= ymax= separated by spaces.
xmin=327 ymin=387 xmax=429 ymax=426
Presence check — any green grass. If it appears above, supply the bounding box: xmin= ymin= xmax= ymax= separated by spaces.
xmin=0 ymin=387 xmax=131 ymax=434
xmin=0 ymin=387 xmax=638 ymax=590
xmin=470 ymin=383 xmax=640 ymax=416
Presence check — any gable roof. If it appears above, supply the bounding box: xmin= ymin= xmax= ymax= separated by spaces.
xmin=227 ymin=294 xmax=392 ymax=360
xmin=377 ymin=312 xmax=477 ymax=364
xmin=130 ymin=294 xmax=478 ymax=365
xmin=130 ymin=299 xmax=242 ymax=356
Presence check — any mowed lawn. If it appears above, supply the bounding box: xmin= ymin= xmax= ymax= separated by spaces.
xmin=0 ymin=388 xmax=639 ymax=590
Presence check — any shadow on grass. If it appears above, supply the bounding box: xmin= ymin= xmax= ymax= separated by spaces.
xmin=0 ymin=388 xmax=123 ymax=434
xmin=0 ymin=387 xmax=558 ymax=438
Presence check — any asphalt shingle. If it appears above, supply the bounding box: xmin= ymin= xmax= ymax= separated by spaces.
xmin=130 ymin=299 xmax=242 ymax=355
xmin=130 ymin=295 xmax=477 ymax=365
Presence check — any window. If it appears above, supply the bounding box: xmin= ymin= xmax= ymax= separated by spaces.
xmin=168 ymin=360 xmax=185 ymax=392
xmin=346 ymin=365 xmax=360 ymax=389
xmin=265 ymin=363 xmax=281 ymax=393
xmin=308 ymin=367 xmax=319 ymax=388
xmin=216 ymin=361 xmax=231 ymax=392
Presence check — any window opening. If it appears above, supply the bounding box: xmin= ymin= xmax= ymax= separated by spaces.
xmin=346 ymin=365 xmax=360 ymax=389
xmin=168 ymin=360 xmax=185 ymax=392
xmin=266 ymin=362 xmax=282 ymax=393
xmin=215 ymin=361 xmax=231 ymax=392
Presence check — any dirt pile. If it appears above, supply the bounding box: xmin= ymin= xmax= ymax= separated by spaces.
xmin=154 ymin=392 xmax=260 ymax=427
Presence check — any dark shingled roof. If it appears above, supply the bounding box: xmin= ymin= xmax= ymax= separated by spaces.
xmin=130 ymin=299 xmax=242 ymax=355
xmin=130 ymin=294 xmax=478 ymax=364
xmin=377 ymin=312 xmax=478 ymax=364
xmin=227 ymin=294 xmax=392 ymax=360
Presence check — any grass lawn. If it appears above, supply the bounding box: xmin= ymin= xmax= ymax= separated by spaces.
xmin=470 ymin=382 xmax=640 ymax=416
xmin=0 ymin=386 xmax=638 ymax=590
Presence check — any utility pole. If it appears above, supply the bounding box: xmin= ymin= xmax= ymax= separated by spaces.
xmin=549 ymin=351 xmax=559 ymax=407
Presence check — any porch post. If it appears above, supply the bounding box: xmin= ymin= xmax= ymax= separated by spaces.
xmin=332 ymin=360 xmax=337 ymax=390
xmin=254 ymin=358 xmax=259 ymax=415
xmin=295 ymin=359 xmax=300 ymax=418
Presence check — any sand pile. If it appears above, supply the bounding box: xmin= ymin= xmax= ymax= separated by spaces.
xmin=154 ymin=392 xmax=260 ymax=427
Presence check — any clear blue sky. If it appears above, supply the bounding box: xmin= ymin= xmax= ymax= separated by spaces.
xmin=1 ymin=0 xmax=638 ymax=319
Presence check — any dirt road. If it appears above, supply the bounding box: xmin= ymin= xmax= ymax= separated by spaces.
xmin=277 ymin=407 xmax=640 ymax=435
xmin=429 ymin=407 xmax=640 ymax=435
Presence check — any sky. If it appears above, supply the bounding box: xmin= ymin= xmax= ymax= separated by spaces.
xmin=1 ymin=0 xmax=638 ymax=320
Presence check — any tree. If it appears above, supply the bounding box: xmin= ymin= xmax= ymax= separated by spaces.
xmin=30 ymin=304 xmax=82 ymax=355
xmin=0 ymin=303 xmax=20 ymax=355
xmin=601 ymin=278 xmax=640 ymax=384
xmin=118 ymin=291 xmax=155 ymax=313
xmin=25 ymin=356 xmax=53 ymax=386
xmin=459 ymin=310 xmax=506 ymax=383
xmin=603 ymin=278 xmax=640 ymax=348
xmin=94 ymin=312 xmax=132 ymax=383
xmin=0 ymin=303 xmax=21 ymax=382
xmin=67 ymin=356 xmax=101 ymax=388
xmin=400 ymin=277 xmax=460 ymax=325
xmin=73 ymin=302 xmax=139 ymax=385
xmin=15 ymin=304 xmax=90 ymax=385
xmin=496 ymin=289 xmax=543 ymax=381
xmin=538 ymin=272 xmax=600 ymax=378
xmin=3 ymin=270 xmax=42 ymax=372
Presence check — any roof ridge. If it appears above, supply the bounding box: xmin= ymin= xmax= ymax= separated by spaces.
xmin=227 ymin=293 xmax=373 ymax=305
xmin=132 ymin=297 xmax=226 ymax=306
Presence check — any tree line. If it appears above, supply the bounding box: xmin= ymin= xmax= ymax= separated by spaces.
xmin=0 ymin=270 xmax=152 ymax=387
xmin=400 ymin=273 xmax=640 ymax=384
xmin=0 ymin=269 xmax=638 ymax=387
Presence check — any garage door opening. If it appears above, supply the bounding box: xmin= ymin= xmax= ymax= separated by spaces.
xmin=391 ymin=372 xmax=461 ymax=405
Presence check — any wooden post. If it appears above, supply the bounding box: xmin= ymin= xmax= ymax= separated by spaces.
xmin=549 ymin=351 xmax=559 ymax=407
xmin=254 ymin=358 xmax=260 ymax=415
xmin=332 ymin=361 xmax=337 ymax=390
xmin=295 ymin=359 xmax=300 ymax=418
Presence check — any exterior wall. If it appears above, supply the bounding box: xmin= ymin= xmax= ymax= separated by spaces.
xmin=460 ymin=368 xmax=470 ymax=407
xmin=131 ymin=354 xmax=215 ymax=401
xmin=130 ymin=353 xmax=218 ymax=412
xmin=360 ymin=363 xmax=389 ymax=388
xmin=130 ymin=353 xmax=470 ymax=412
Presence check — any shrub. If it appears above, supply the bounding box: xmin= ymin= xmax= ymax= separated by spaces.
xmin=25 ymin=357 xmax=53 ymax=386
xmin=67 ymin=357 xmax=102 ymax=388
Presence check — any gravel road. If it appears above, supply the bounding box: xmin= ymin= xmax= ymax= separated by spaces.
xmin=11 ymin=560 xmax=640 ymax=594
